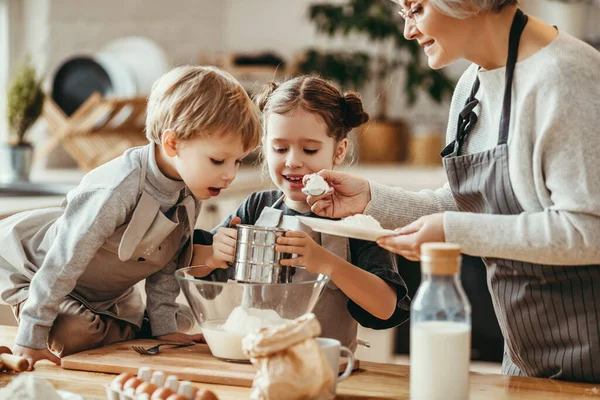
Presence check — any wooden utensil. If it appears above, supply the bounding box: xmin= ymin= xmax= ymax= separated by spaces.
xmin=0 ymin=345 xmax=29 ymax=372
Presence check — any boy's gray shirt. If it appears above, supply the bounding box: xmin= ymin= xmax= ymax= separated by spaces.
xmin=0 ymin=144 xmax=201 ymax=349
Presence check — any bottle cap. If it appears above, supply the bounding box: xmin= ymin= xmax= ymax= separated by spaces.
xmin=421 ymin=243 xmax=461 ymax=275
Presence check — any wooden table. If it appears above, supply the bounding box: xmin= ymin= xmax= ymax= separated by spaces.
xmin=0 ymin=326 xmax=599 ymax=399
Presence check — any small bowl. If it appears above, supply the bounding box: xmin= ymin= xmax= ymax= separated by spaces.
xmin=175 ymin=266 xmax=329 ymax=362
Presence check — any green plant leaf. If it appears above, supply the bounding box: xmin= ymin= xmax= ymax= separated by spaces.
xmin=6 ymin=57 xmax=45 ymax=145
xmin=300 ymin=0 xmax=455 ymax=117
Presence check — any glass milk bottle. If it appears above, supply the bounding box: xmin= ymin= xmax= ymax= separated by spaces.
xmin=410 ymin=243 xmax=472 ymax=400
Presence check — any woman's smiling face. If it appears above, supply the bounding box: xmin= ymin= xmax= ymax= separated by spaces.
xmin=399 ymin=0 xmax=472 ymax=69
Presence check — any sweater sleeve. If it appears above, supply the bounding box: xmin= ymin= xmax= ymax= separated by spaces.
xmin=15 ymin=190 xmax=128 ymax=349
xmin=444 ymin=62 xmax=600 ymax=265
xmin=364 ymin=181 xmax=458 ymax=229
xmin=144 ymin=254 xmax=182 ymax=336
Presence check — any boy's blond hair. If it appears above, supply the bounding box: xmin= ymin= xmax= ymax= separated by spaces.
xmin=146 ymin=65 xmax=261 ymax=150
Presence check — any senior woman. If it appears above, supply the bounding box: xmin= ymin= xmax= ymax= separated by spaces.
xmin=304 ymin=0 xmax=600 ymax=383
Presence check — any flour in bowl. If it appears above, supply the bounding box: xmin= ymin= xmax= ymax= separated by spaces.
xmin=202 ymin=306 xmax=290 ymax=361
xmin=340 ymin=214 xmax=383 ymax=230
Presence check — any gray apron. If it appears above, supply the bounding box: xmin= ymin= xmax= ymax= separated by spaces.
xmin=441 ymin=9 xmax=600 ymax=382
xmin=254 ymin=196 xmax=359 ymax=351
xmin=1 ymin=144 xmax=196 ymax=328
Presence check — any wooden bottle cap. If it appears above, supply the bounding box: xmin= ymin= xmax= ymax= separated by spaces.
xmin=420 ymin=243 xmax=461 ymax=275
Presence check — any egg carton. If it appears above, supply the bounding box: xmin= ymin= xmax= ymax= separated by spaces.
xmin=105 ymin=367 xmax=216 ymax=400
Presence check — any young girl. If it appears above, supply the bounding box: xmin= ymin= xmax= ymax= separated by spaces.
xmin=193 ymin=76 xmax=410 ymax=350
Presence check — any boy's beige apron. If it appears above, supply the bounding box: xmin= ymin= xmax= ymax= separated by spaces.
xmin=1 ymin=145 xmax=196 ymax=354
xmin=441 ymin=9 xmax=600 ymax=382
xmin=254 ymin=196 xmax=358 ymax=351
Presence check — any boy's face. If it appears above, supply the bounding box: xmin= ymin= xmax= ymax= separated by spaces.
xmin=264 ymin=108 xmax=348 ymax=211
xmin=171 ymin=132 xmax=250 ymax=200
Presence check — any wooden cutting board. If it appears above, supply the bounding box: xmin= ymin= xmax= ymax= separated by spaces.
xmin=61 ymin=339 xmax=360 ymax=388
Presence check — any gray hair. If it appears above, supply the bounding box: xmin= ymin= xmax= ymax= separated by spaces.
xmin=430 ymin=0 xmax=518 ymax=19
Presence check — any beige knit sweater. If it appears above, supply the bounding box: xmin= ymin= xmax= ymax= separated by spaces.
xmin=365 ymin=31 xmax=600 ymax=266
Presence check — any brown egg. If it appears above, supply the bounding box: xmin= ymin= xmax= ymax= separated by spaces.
xmin=0 ymin=346 xmax=12 ymax=354
xmin=188 ymin=387 xmax=199 ymax=398
xmin=194 ymin=389 xmax=219 ymax=400
xmin=135 ymin=382 xmax=158 ymax=396
xmin=111 ymin=372 xmax=134 ymax=390
xmin=123 ymin=377 xmax=143 ymax=392
xmin=151 ymin=387 xmax=175 ymax=400
xmin=166 ymin=395 xmax=188 ymax=400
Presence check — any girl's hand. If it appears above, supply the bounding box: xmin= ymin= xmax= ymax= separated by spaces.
xmin=156 ymin=332 xmax=205 ymax=343
xmin=12 ymin=344 xmax=61 ymax=371
xmin=209 ymin=217 xmax=241 ymax=269
xmin=276 ymin=231 xmax=335 ymax=275
xmin=377 ymin=213 xmax=446 ymax=261
xmin=305 ymin=170 xmax=371 ymax=219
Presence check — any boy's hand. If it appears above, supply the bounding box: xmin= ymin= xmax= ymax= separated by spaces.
xmin=209 ymin=217 xmax=241 ymax=269
xmin=156 ymin=332 xmax=205 ymax=343
xmin=276 ymin=231 xmax=335 ymax=275
xmin=12 ymin=344 xmax=61 ymax=371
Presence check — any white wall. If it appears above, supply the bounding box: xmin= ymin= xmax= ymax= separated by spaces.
xmin=9 ymin=0 xmax=226 ymax=88
xmin=44 ymin=0 xmax=227 ymax=77
xmin=524 ymin=0 xmax=600 ymax=39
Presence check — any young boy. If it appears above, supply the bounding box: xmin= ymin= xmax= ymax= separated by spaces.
xmin=0 ymin=66 xmax=261 ymax=369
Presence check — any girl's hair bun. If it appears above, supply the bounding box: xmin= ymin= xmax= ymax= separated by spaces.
xmin=341 ymin=92 xmax=369 ymax=129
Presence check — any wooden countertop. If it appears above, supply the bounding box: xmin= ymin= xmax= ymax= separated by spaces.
xmin=0 ymin=327 xmax=599 ymax=399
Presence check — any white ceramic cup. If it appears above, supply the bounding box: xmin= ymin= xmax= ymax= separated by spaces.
xmin=316 ymin=337 xmax=355 ymax=394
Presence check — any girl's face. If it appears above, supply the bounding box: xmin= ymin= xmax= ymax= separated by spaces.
xmin=400 ymin=0 xmax=472 ymax=69
xmin=264 ymin=108 xmax=348 ymax=213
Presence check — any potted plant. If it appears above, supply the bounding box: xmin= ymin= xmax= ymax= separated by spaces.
xmin=295 ymin=0 xmax=454 ymax=163
xmin=2 ymin=57 xmax=45 ymax=181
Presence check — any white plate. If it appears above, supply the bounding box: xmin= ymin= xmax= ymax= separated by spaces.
xmin=57 ymin=390 xmax=84 ymax=400
xmin=297 ymin=216 xmax=395 ymax=242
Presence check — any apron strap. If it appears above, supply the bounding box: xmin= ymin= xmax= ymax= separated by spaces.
xmin=441 ymin=9 xmax=528 ymax=157
xmin=498 ymin=8 xmax=528 ymax=145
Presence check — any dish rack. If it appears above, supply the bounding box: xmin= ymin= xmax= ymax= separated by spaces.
xmin=39 ymin=93 xmax=149 ymax=171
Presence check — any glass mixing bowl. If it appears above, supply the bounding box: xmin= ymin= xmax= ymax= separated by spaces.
xmin=175 ymin=266 xmax=329 ymax=362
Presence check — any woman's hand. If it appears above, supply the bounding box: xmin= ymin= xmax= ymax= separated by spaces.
xmin=12 ymin=344 xmax=61 ymax=371
xmin=208 ymin=216 xmax=241 ymax=269
xmin=377 ymin=213 xmax=446 ymax=261
xmin=305 ymin=170 xmax=371 ymax=219
xmin=276 ymin=231 xmax=335 ymax=275
xmin=156 ymin=332 xmax=205 ymax=343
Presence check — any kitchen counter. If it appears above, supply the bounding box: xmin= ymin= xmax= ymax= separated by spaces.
xmin=0 ymin=326 xmax=598 ymax=399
